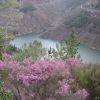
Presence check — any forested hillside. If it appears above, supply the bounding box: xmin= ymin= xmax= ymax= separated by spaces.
xmin=41 ymin=0 xmax=100 ymax=49
xmin=64 ymin=0 xmax=100 ymax=49
xmin=0 ymin=0 xmax=100 ymax=49
xmin=0 ymin=0 xmax=88 ymax=35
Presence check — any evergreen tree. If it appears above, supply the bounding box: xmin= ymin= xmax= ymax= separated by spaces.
xmin=66 ymin=31 xmax=80 ymax=57
xmin=53 ymin=31 xmax=80 ymax=59
xmin=52 ymin=41 xmax=67 ymax=59
xmin=14 ymin=40 xmax=46 ymax=61
xmin=0 ymin=0 xmax=23 ymax=51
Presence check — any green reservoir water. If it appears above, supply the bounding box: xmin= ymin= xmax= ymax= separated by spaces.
xmin=10 ymin=33 xmax=100 ymax=63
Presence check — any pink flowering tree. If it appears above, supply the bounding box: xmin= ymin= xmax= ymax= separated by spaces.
xmin=0 ymin=53 xmax=89 ymax=100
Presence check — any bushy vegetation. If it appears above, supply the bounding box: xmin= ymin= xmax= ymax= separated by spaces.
xmin=6 ymin=45 xmax=20 ymax=54
xmin=0 ymin=81 xmax=12 ymax=100
xmin=1 ymin=53 xmax=100 ymax=100
xmin=0 ymin=0 xmax=20 ymax=9
xmin=52 ymin=32 xmax=80 ymax=59
xmin=14 ymin=40 xmax=46 ymax=61
xmin=74 ymin=64 xmax=100 ymax=100
xmin=0 ymin=32 xmax=99 ymax=100
xmin=2 ymin=54 xmax=100 ymax=100
xmin=0 ymin=53 xmax=90 ymax=100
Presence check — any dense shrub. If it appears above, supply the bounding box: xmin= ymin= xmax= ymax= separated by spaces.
xmin=0 ymin=54 xmax=89 ymax=100
xmin=6 ymin=45 xmax=20 ymax=54
xmin=0 ymin=81 xmax=12 ymax=100
xmin=74 ymin=64 xmax=100 ymax=100
xmin=14 ymin=40 xmax=46 ymax=61
xmin=52 ymin=32 xmax=80 ymax=59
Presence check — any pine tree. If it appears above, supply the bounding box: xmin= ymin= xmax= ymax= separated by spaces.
xmin=66 ymin=31 xmax=80 ymax=57
xmin=52 ymin=31 xmax=80 ymax=59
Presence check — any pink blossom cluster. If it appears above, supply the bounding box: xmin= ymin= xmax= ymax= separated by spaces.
xmin=22 ymin=57 xmax=33 ymax=65
xmin=56 ymin=79 xmax=70 ymax=96
xmin=17 ymin=59 xmax=71 ymax=87
xmin=66 ymin=57 xmax=80 ymax=66
xmin=0 ymin=54 xmax=89 ymax=100
xmin=74 ymin=89 xmax=89 ymax=100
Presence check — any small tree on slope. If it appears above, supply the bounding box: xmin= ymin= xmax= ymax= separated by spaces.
xmin=52 ymin=31 xmax=80 ymax=59
xmin=66 ymin=31 xmax=80 ymax=57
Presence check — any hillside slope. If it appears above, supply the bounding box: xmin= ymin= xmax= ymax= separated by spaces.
xmin=41 ymin=0 xmax=100 ymax=49
xmin=0 ymin=0 xmax=89 ymax=35
xmin=1 ymin=0 xmax=100 ymax=49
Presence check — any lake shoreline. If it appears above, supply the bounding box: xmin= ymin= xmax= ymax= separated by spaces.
xmin=10 ymin=33 xmax=100 ymax=63
xmin=13 ymin=32 xmax=100 ymax=51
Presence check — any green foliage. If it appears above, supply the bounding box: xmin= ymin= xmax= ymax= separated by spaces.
xmin=74 ymin=64 xmax=100 ymax=100
xmin=0 ymin=31 xmax=4 ymax=60
xmin=53 ymin=41 xmax=68 ymax=59
xmin=0 ymin=81 xmax=12 ymax=100
xmin=6 ymin=45 xmax=20 ymax=54
xmin=0 ymin=0 xmax=20 ymax=9
xmin=0 ymin=0 xmax=23 ymax=21
xmin=0 ymin=29 xmax=15 ymax=51
xmin=53 ymin=31 xmax=80 ymax=59
xmin=66 ymin=31 xmax=80 ymax=57
xmin=0 ymin=0 xmax=23 ymax=46
xmin=14 ymin=40 xmax=46 ymax=61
